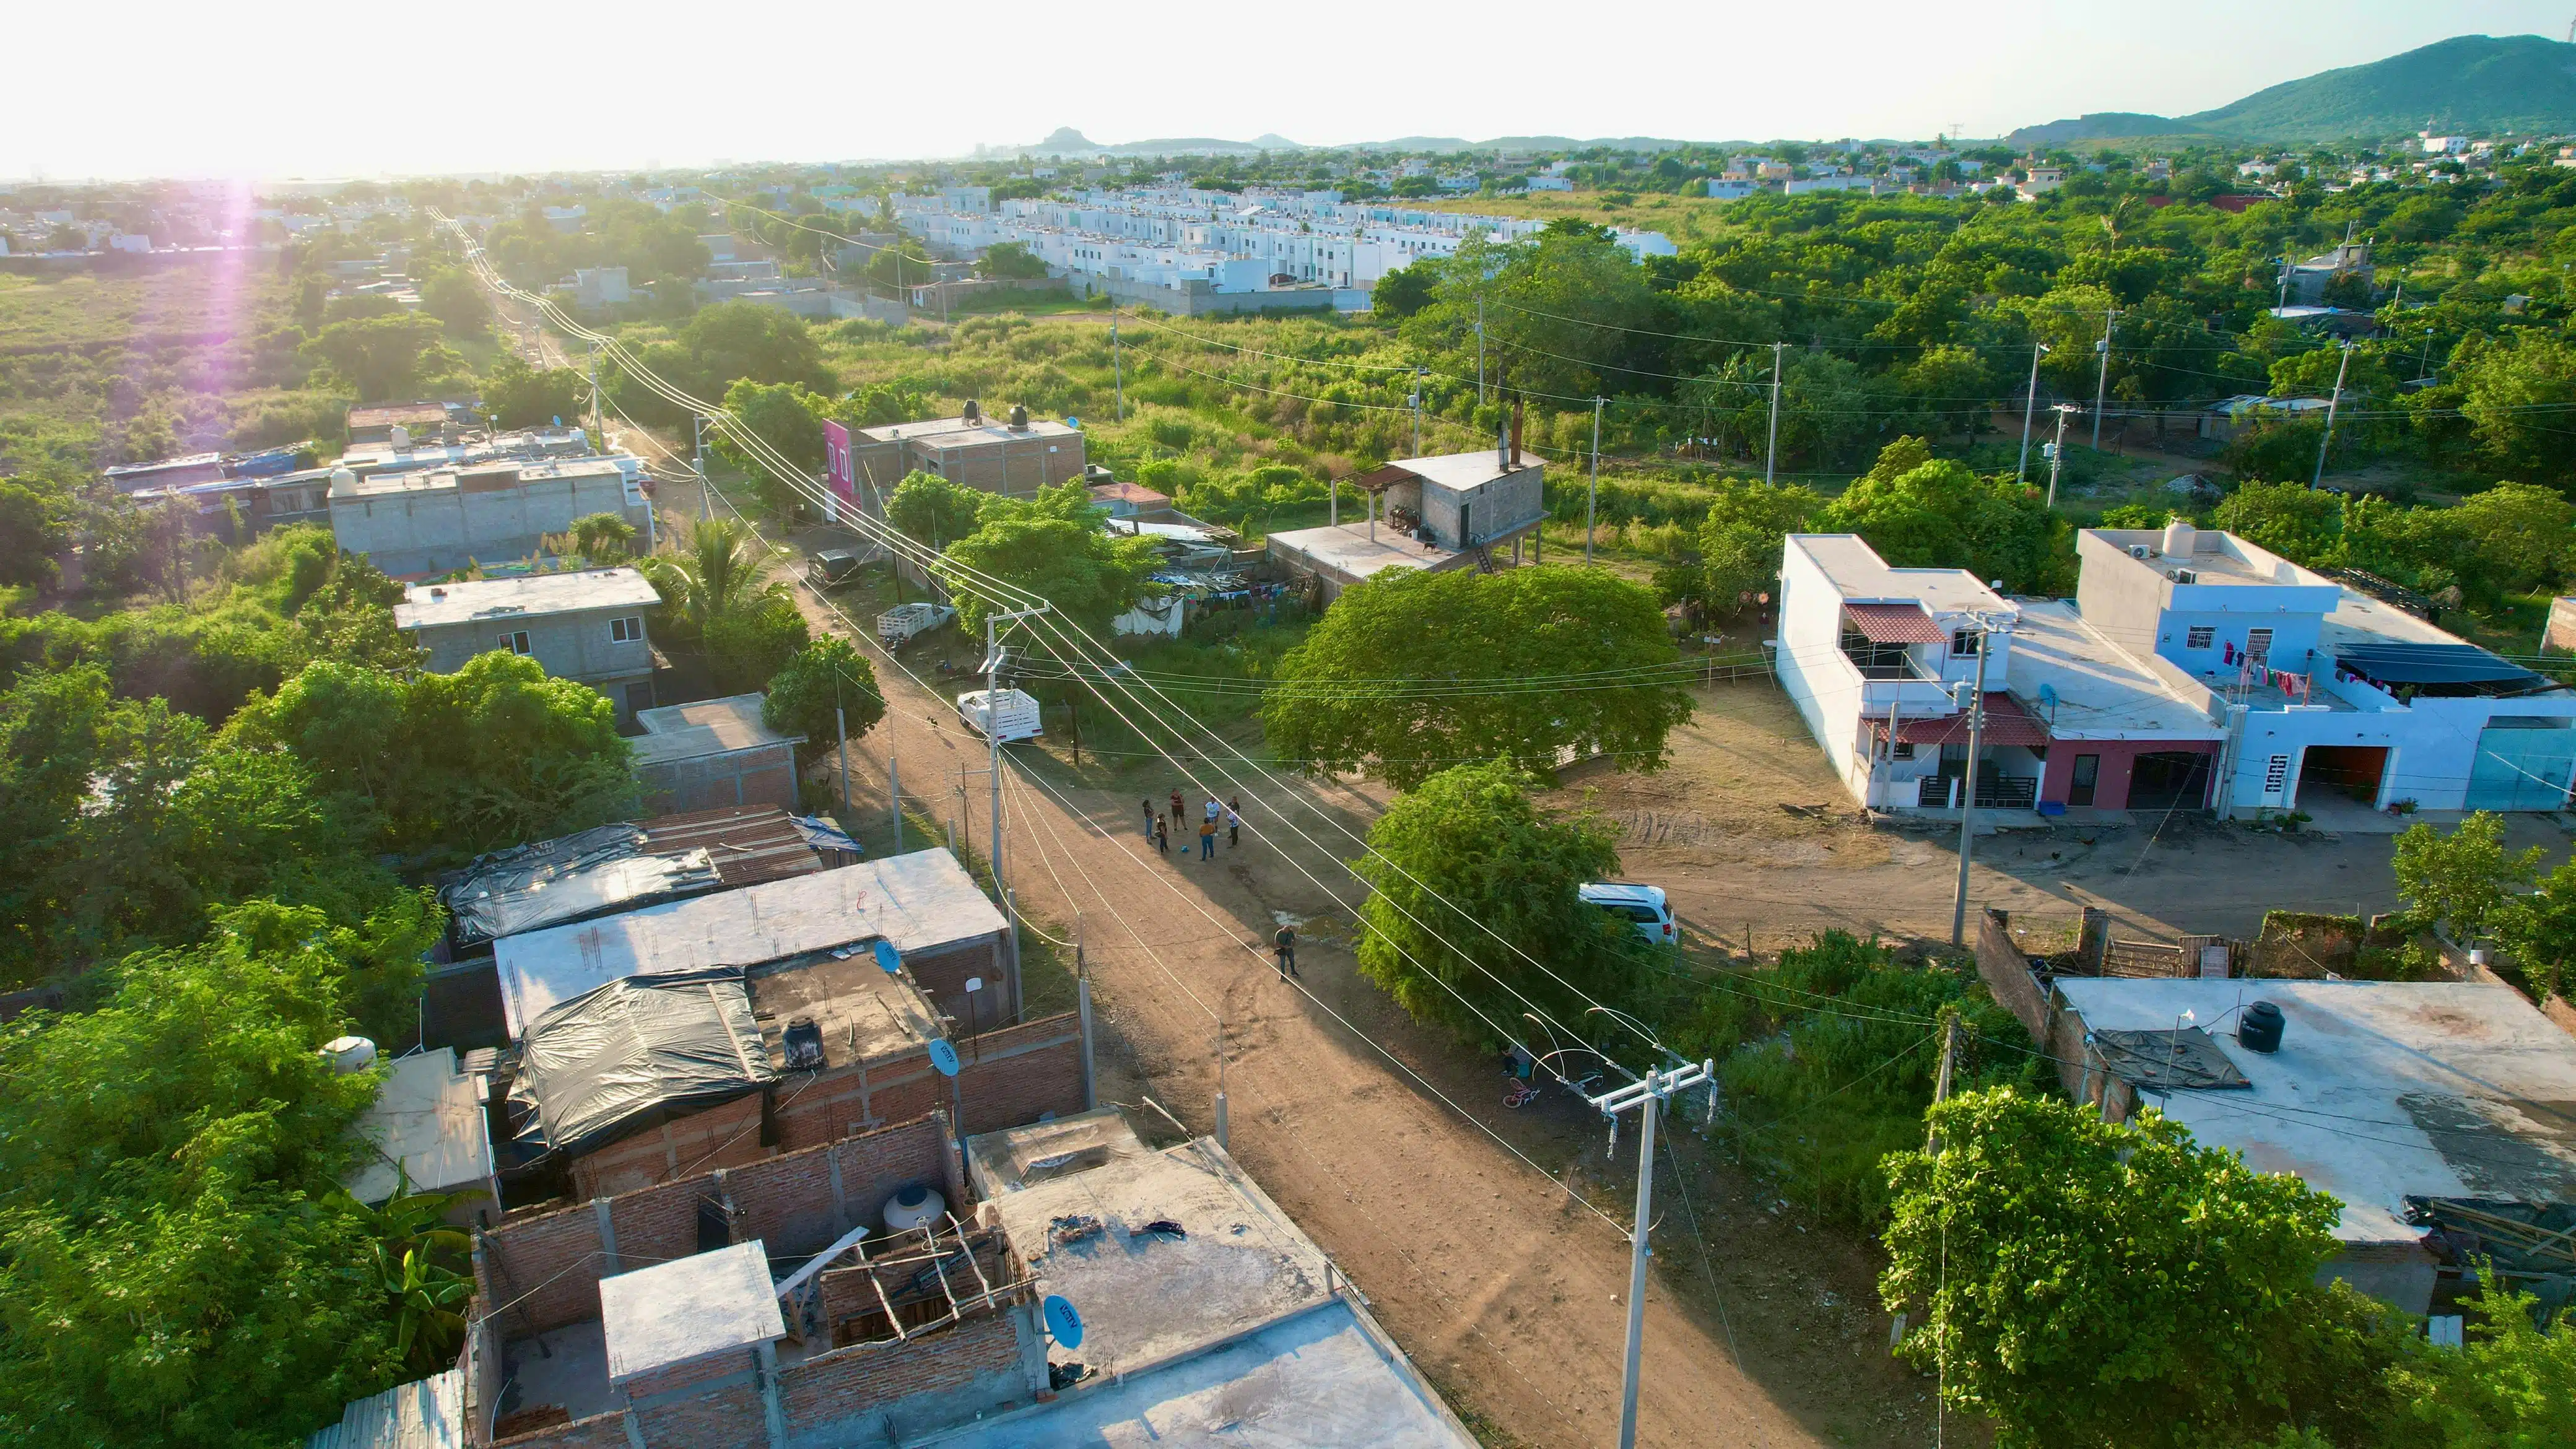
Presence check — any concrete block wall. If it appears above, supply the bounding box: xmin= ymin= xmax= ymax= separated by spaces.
xmin=777 ymin=1303 xmax=1043 ymax=1443
xmin=1972 ymin=909 xmax=2051 ymax=1041
xmin=626 ymin=1354 xmax=769 ymax=1449
xmin=770 ymin=1014 xmax=1082 ymax=1153
xmin=572 ymin=1092 xmax=770 ymax=1199
xmin=494 ymin=1410 xmax=633 ymax=1448
xmin=636 ymin=744 xmax=800 ymax=814
xmin=477 ymin=1115 xmax=958 ymax=1338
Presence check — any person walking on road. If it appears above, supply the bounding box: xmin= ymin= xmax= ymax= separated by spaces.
xmin=1225 ymin=799 xmax=1241 ymax=849
xmin=1272 ymin=923 xmax=1298 ymax=980
xmin=1154 ymin=815 xmax=1168 ymax=855
xmin=1141 ymin=798 xmax=1154 ymax=837
xmin=1198 ymin=814 xmax=1217 ymax=860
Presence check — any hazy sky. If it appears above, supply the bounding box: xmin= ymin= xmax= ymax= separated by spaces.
xmin=17 ymin=1 xmax=2572 ymax=180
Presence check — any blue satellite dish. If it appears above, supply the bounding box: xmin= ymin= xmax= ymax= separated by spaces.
xmin=872 ymin=940 xmax=902 ymax=974
xmin=929 ymin=1038 xmax=961 ymax=1077
xmin=2038 ymin=683 xmax=2060 ymax=709
xmin=1065 ymin=416 xmax=1080 ymax=429
xmin=551 ymin=415 xmax=562 ymax=427
xmin=1043 ymin=1294 xmax=1084 ymax=1349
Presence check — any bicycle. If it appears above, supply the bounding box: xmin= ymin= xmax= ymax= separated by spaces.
xmin=1503 ymin=1083 xmax=1542 ymax=1108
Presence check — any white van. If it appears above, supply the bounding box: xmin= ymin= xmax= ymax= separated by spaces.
xmin=1579 ymin=882 xmax=1676 ymax=946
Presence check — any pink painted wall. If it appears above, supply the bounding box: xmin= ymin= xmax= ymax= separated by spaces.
xmin=2039 ymin=740 xmax=2218 ymax=810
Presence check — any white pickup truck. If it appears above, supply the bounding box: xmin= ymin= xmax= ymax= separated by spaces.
xmin=876 ymin=602 xmax=956 ymax=648
xmin=957 ymin=689 xmax=1044 ymax=742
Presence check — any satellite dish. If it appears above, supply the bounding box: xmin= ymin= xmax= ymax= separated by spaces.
xmin=929 ymin=1038 xmax=961 ymax=1077
xmin=2038 ymin=683 xmax=2060 ymax=709
xmin=1043 ymin=1294 xmax=1084 ymax=1349
xmin=873 ymin=940 xmax=902 ymax=974
xmin=551 ymin=415 xmax=562 ymax=427
xmin=965 ymin=976 xmax=985 ymax=994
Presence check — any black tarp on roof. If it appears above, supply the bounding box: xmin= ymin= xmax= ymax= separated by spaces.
xmin=442 ymin=824 xmax=721 ymax=951
xmin=2335 ymin=642 xmax=2544 ymax=690
xmin=508 ymin=967 xmax=777 ymax=1160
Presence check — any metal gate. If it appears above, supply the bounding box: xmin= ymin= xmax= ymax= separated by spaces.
xmin=2465 ymin=720 xmax=2576 ymax=812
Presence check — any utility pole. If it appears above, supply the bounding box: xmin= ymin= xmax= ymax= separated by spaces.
xmin=835 ymin=676 xmax=851 ymax=817
xmin=2312 ymin=339 xmax=2355 ymax=488
xmin=1589 ymin=1061 xmax=1716 ymax=1449
xmin=1949 ymin=616 xmax=2005 ymax=948
xmin=889 ymin=752 xmax=903 ymax=852
xmin=1410 ymin=368 xmax=1425 ymax=458
xmin=2276 ymin=254 xmax=2291 ymax=311
xmin=694 ymin=414 xmax=710 ymax=520
xmin=1476 ymin=296 xmax=1486 ymax=407
xmin=587 ymin=341 xmax=601 ymax=444
xmin=2091 ymin=309 xmax=2117 ymax=449
xmin=979 ymin=604 xmax=1049 ymax=941
xmin=1925 ymin=1007 xmax=1962 ymax=1153
xmin=1110 ymin=306 xmax=1124 ymax=422
xmin=2044 ymin=403 xmax=2076 ymax=510
xmin=2014 ymin=342 xmax=2048 ymax=485
xmin=1587 ymin=396 xmax=1604 ymax=562
xmin=1764 ymin=341 xmax=1786 ymax=485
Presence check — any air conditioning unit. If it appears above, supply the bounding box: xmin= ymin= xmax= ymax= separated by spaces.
xmin=2128 ymin=544 xmax=2152 ymax=560
xmin=2173 ymin=569 xmax=2198 ymax=585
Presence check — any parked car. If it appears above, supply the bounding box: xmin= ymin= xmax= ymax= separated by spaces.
xmin=1579 ymin=882 xmax=1676 ymax=946
xmin=877 ymin=601 xmax=957 ymax=648
xmin=808 ymin=549 xmax=866 ymax=589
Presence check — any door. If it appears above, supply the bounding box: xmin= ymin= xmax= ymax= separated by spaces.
xmin=2465 ymin=720 xmax=2576 ymax=812
xmin=2069 ymin=754 xmax=2100 ymax=807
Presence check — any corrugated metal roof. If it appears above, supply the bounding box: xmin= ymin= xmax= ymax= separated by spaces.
xmin=304 ymin=1368 xmax=463 ymax=1449
xmin=1841 ymin=602 xmax=1947 ymax=645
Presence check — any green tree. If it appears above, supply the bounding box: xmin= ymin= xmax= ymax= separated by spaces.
xmin=303 ymin=313 xmax=463 ymax=402
xmin=0 ymin=478 xmax=71 ymax=588
xmin=676 ymin=301 xmax=833 ymax=393
xmin=2377 ymin=1273 xmax=2576 ymax=1447
xmin=886 ymin=468 xmax=990 ymax=550
xmin=419 ymin=269 xmax=490 ymax=337
xmin=864 ymin=240 xmax=939 ymax=290
xmin=1817 ymin=442 xmax=2063 ymax=592
xmin=973 ymin=242 xmax=1051 ymax=280
xmin=2212 ymin=481 xmax=2344 ymax=565
xmin=2456 ymin=330 xmax=2576 ymax=486
xmin=1263 ymin=566 xmax=1692 ymax=790
xmin=567 ymin=511 xmax=637 ymax=562
xmin=483 ymin=352 xmax=587 ymax=430
xmin=1882 ymin=1090 xmax=2378 ymax=1449
xmin=2492 ymin=858 xmax=2576 ymax=1004
xmin=762 ymin=635 xmax=886 ymax=766
xmin=1697 ymin=477 xmax=1821 ymax=615
xmin=638 ymin=516 xmax=811 ymax=694
xmin=1351 ymin=758 xmax=1640 ymax=1043
xmin=0 ymin=897 xmax=443 ymax=1448
xmin=937 ymin=482 xmax=1160 ymax=638
xmin=2393 ymin=811 xmax=2544 ymax=942
xmin=2445 ymin=483 xmax=2574 ymax=596
xmin=1370 ymin=261 xmax=1438 ymax=320
xmin=718 ymin=378 xmax=828 ymax=515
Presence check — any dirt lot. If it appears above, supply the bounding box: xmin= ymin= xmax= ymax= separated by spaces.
xmin=1544 ymin=679 xmax=2574 ymax=952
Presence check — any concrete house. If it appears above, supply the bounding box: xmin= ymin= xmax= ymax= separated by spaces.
xmin=629 ymin=694 xmax=803 ymax=814
xmin=1266 ymin=437 xmax=1546 ymax=603
xmin=393 ymin=567 xmax=661 ymax=720
xmin=328 ymin=458 xmax=653 ymax=578
xmin=2078 ymin=524 xmax=2576 ymax=822
xmin=824 ymin=403 xmax=1086 ymax=513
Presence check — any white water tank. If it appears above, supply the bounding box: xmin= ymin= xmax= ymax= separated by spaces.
xmin=884 ymin=1183 xmax=946 ymax=1233
xmin=322 ymin=1035 xmax=378 ymax=1074
xmin=328 ymin=466 xmax=360 ymax=498
xmin=2162 ymin=518 xmax=2198 ymax=558
xmin=389 ymin=424 xmax=413 ymax=451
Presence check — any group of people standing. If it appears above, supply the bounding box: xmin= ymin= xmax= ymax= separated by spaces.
xmin=1136 ymin=789 xmax=1297 ymax=979
xmin=1144 ymin=790 xmax=1241 ymax=861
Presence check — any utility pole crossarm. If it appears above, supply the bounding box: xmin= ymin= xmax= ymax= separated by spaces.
xmin=1588 ymin=1060 xmax=1717 ymax=1449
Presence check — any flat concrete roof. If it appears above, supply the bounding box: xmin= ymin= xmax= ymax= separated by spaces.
xmin=1391 ymin=447 xmax=1541 ymax=493
xmin=965 ymin=1107 xmax=1150 ymax=1198
xmin=493 ymin=851 xmax=1003 ymax=1037
xmin=599 ymin=1240 xmax=783 ymax=1386
xmin=920 ymin=1300 xmax=1474 ymax=1449
xmin=342 ymin=1048 xmax=494 ymax=1206
xmin=394 ymin=568 xmax=659 ymax=629
xmin=1790 ymin=534 xmax=2011 ymax=617
xmin=860 ymin=416 xmax=1080 ymax=446
xmin=2053 ymin=978 xmax=2576 ymax=1243
xmin=989 ymin=1137 xmax=1334 ymax=1380
xmin=1267 ymin=521 xmax=1465 ymax=583
xmin=629 ymin=693 xmax=801 ymax=765
xmin=2006 ymin=601 xmax=2225 ymax=742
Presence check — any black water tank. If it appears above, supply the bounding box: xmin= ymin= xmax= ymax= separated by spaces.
xmin=962 ymin=398 xmax=982 ymax=423
xmin=2238 ymin=1000 xmax=2284 ymax=1053
xmin=1009 ymin=403 xmax=1029 ymax=429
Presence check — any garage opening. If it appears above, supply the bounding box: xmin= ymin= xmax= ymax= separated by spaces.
xmin=2128 ymin=751 xmax=2213 ymax=812
xmin=2297 ymin=745 xmax=2390 ymax=808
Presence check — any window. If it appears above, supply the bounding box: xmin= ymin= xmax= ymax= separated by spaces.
xmin=498 ymin=630 xmax=531 ymax=656
xmin=2245 ymin=627 xmax=2273 ymax=661
xmin=1891 ymin=741 xmax=1917 ymax=760
xmin=1951 ymin=629 xmax=1980 ymax=656
xmin=2186 ymin=626 xmax=2214 ymax=650
xmin=611 ymin=616 xmax=644 ymax=643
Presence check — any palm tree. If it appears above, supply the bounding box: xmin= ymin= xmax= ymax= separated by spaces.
xmin=645 ymin=515 xmax=791 ymax=637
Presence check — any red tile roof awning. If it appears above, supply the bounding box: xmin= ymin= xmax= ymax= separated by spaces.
xmin=1842 ymin=603 xmax=1947 ymax=644
xmin=1870 ymin=693 xmax=2050 ymax=748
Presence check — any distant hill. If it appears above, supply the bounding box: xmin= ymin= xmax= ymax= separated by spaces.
xmin=2012 ymin=33 xmax=2576 ymax=145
